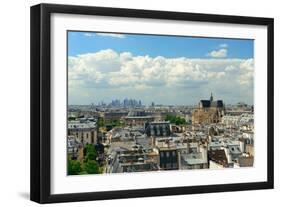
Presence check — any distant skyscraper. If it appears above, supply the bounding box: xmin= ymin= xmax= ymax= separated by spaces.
xmin=99 ymin=98 xmax=144 ymax=108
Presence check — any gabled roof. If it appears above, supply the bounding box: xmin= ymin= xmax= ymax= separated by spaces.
xmin=208 ymin=149 xmax=228 ymax=167
xmin=200 ymin=100 xmax=224 ymax=108
xmin=211 ymin=100 xmax=224 ymax=107
xmin=200 ymin=100 xmax=211 ymax=107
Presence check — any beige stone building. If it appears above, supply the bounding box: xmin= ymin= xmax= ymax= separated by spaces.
xmin=192 ymin=93 xmax=225 ymax=124
xmin=68 ymin=120 xmax=98 ymax=145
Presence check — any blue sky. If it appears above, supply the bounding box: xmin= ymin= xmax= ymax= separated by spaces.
xmin=68 ymin=31 xmax=253 ymax=59
xmin=67 ymin=31 xmax=254 ymax=105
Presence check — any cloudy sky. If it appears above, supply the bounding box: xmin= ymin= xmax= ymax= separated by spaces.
xmin=68 ymin=31 xmax=254 ymax=106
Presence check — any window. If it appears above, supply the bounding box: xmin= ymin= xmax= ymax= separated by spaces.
xmin=166 ymin=151 xmax=170 ymax=157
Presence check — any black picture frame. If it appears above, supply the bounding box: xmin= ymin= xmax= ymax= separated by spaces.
xmin=30 ymin=3 xmax=274 ymax=204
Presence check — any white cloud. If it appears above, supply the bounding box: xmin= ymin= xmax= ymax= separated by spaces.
xmin=96 ymin=33 xmax=126 ymax=38
xmin=207 ymin=48 xmax=227 ymax=58
xmin=219 ymin=43 xmax=228 ymax=48
xmin=84 ymin=33 xmax=95 ymax=37
xmin=68 ymin=49 xmax=253 ymax=105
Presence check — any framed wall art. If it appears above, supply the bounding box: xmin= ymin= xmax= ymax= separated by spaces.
xmin=30 ymin=3 xmax=274 ymax=203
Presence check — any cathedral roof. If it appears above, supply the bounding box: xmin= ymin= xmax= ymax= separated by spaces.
xmin=200 ymin=100 xmax=211 ymax=107
xmin=199 ymin=100 xmax=223 ymax=108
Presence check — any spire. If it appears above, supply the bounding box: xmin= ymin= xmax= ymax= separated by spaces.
xmin=210 ymin=92 xmax=213 ymax=102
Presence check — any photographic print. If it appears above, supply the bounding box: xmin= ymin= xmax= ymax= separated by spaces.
xmin=31 ymin=4 xmax=273 ymax=203
xmin=67 ymin=31 xmax=254 ymax=175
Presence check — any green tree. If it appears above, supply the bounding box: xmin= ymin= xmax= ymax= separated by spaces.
xmin=68 ymin=159 xmax=82 ymax=175
xmin=105 ymin=119 xmax=125 ymax=131
xmin=68 ymin=116 xmax=76 ymax=121
xmin=165 ymin=115 xmax=186 ymax=125
xmin=84 ymin=160 xmax=100 ymax=174
xmin=84 ymin=144 xmax=97 ymax=161
xmin=97 ymin=117 xmax=105 ymax=128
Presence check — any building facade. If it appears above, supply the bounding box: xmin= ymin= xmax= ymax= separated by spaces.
xmin=145 ymin=121 xmax=171 ymax=137
xmin=192 ymin=93 xmax=225 ymax=124
xmin=124 ymin=110 xmax=154 ymax=126
xmin=68 ymin=119 xmax=98 ymax=145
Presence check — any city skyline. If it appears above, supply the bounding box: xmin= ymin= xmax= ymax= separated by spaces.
xmin=68 ymin=31 xmax=254 ymax=105
xmin=68 ymin=96 xmax=253 ymax=107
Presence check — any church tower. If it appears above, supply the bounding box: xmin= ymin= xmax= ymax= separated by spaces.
xmin=210 ymin=92 xmax=214 ymax=102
